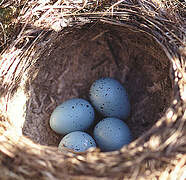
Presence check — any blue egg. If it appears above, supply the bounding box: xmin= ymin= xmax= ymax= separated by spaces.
xmin=93 ymin=117 xmax=132 ymax=151
xmin=58 ymin=131 xmax=96 ymax=152
xmin=89 ymin=77 xmax=130 ymax=120
xmin=50 ymin=98 xmax=95 ymax=134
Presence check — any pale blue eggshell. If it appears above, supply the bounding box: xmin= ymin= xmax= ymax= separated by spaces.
xmin=58 ymin=131 xmax=96 ymax=152
xmin=50 ymin=98 xmax=95 ymax=134
xmin=93 ymin=117 xmax=132 ymax=151
xmin=89 ymin=77 xmax=130 ymax=119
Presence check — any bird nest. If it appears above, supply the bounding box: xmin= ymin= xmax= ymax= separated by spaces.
xmin=0 ymin=0 xmax=185 ymax=179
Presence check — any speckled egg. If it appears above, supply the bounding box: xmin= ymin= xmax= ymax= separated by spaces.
xmin=89 ymin=77 xmax=130 ymax=119
xmin=93 ymin=117 xmax=132 ymax=151
xmin=58 ymin=131 xmax=96 ymax=152
xmin=50 ymin=98 xmax=95 ymax=134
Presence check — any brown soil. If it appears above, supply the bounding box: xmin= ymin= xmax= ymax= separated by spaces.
xmin=23 ymin=23 xmax=173 ymax=147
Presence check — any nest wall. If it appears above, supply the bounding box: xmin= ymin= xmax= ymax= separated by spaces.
xmin=0 ymin=0 xmax=185 ymax=180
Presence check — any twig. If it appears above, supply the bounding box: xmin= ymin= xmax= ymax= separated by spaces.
xmin=105 ymin=33 xmax=120 ymax=69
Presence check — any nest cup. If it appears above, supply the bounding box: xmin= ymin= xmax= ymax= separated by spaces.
xmin=0 ymin=1 xmax=185 ymax=179
xmin=10 ymin=24 xmax=174 ymax=146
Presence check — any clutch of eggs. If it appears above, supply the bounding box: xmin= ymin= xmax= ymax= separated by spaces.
xmin=49 ymin=77 xmax=132 ymax=152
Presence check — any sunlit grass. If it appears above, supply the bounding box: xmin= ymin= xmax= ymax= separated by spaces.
xmin=0 ymin=1 xmax=25 ymax=52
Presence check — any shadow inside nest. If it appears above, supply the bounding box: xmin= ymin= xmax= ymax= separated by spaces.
xmin=20 ymin=23 xmax=173 ymax=147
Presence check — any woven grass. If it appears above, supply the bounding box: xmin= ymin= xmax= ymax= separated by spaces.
xmin=0 ymin=0 xmax=185 ymax=179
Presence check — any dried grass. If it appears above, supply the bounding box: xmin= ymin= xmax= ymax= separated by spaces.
xmin=0 ymin=0 xmax=185 ymax=179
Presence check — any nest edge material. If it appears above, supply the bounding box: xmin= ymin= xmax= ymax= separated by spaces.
xmin=0 ymin=0 xmax=185 ymax=180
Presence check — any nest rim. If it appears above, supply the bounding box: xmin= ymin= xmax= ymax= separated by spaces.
xmin=0 ymin=0 xmax=185 ymax=179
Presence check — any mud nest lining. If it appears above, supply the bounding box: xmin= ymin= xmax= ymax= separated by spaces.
xmin=0 ymin=0 xmax=185 ymax=180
